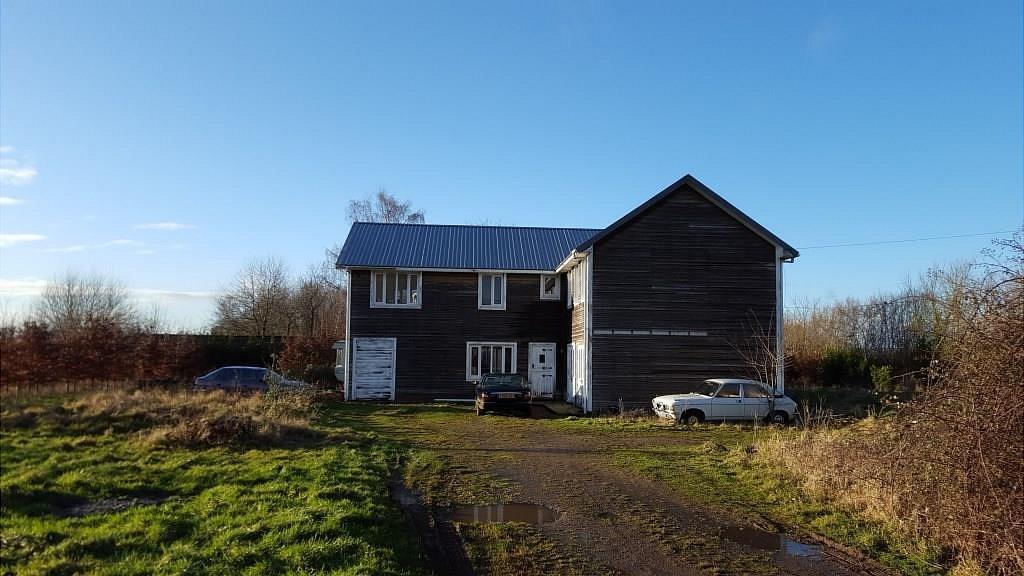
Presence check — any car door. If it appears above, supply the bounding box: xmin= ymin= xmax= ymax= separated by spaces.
xmin=709 ymin=383 xmax=744 ymax=420
xmin=741 ymin=383 xmax=771 ymax=420
xmin=214 ymin=368 xmax=239 ymax=390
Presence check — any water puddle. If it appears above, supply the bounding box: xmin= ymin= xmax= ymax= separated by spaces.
xmin=722 ymin=525 xmax=823 ymax=559
xmin=63 ymin=495 xmax=167 ymax=517
xmin=450 ymin=503 xmax=561 ymax=525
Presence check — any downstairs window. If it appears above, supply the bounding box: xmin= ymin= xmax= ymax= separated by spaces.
xmin=466 ymin=342 xmax=517 ymax=381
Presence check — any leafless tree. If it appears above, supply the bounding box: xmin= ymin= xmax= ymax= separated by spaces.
xmin=213 ymin=258 xmax=294 ymax=337
xmin=292 ymin=265 xmax=345 ymax=338
xmin=347 ymin=189 xmax=425 ymax=224
xmin=36 ymin=272 xmax=137 ymax=333
xmin=733 ymin=312 xmax=782 ymax=393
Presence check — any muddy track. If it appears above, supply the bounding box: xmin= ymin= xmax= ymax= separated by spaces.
xmin=381 ymin=411 xmax=894 ymax=576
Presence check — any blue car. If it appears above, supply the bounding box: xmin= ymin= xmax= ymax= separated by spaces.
xmin=193 ymin=366 xmax=304 ymax=392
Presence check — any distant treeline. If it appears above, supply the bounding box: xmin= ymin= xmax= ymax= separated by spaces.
xmin=783 ymin=262 xmax=971 ymax=395
xmin=0 ymin=324 xmax=341 ymax=395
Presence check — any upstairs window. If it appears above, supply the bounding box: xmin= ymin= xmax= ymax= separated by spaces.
xmin=478 ymin=273 xmax=506 ymax=310
xmin=371 ymin=271 xmax=421 ymax=308
xmin=540 ymin=274 xmax=560 ymax=300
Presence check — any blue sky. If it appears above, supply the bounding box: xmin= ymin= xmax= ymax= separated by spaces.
xmin=1 ymin=1 xmax=1021 ymax=330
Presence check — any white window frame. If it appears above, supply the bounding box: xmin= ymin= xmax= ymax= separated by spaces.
xmin=539 ymin=274 xmax=560 ymax=300
xmin=466 ymin=342 xmax=517 ymax=381
xmin=478 ymin=272 xmax=507 ymax=310
xmin=370 ymin=270 xmax=422 ymax=309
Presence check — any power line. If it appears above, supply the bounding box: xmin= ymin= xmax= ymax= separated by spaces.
xmin=798 ymin=230 xmax=1018 ymax=250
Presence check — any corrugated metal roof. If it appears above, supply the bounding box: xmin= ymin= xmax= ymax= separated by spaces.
xmin=336 ymin=223 xmax=602 ymax=271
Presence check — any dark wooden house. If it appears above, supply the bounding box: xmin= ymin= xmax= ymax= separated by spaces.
xmin=335 ymin=175 xmax=798 ymax=412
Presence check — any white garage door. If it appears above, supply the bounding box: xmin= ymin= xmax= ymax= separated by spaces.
xmin=351 ymin=337 xmax=396 ymax=400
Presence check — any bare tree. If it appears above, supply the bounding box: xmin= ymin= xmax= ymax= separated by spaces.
xmin=36 ymin=272 xmax=137 ymax=333
xmin=213 ymin=258 xmax=294 ymax=337
xmin=292 ymin=265 xmax=346 ymax=338
xmin=347 ymin=189 xmax=425 ymax=224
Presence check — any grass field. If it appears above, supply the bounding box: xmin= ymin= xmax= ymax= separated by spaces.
xmin=2 ymin=395 xmax=941 ymax=575
xmin=0 ymin=393 xmax=426 ymax=576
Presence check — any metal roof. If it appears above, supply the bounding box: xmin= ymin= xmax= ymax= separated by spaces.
xmin=336 ymin=223 xmax=602 ymax=271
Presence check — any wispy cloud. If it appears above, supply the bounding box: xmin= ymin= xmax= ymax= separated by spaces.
xmin=0 ymin=159 xmax=38 ymax=187
xmin=133 ymin=288 xmax=215 ymax=300
xmin=34 ymin=238 xmax=147 ymax=253
xmin=0 ymin=278 xmax=213 ymax=300
xmin=40 ymin=244 xmax=88 ymax=253
xmin=0 ymin=146 xmax=13 ymax=154
xmin=135 ymin=249 xmax=157 ymax=255
xmin=133 ymin=222 xmax=197 ymax=231
xmin=0 ymin=196 xmax=25 ymax=206
xmin=0 ymin=277 xmax=48 ymax=296
xmin=104 ymin=239 xmax=144 ymax=247
xmin=0 ymin=234 xmax=46 ymax=248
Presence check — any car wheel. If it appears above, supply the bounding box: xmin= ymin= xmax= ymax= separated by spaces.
xmin=680 ymin=410 xmax=705 ymax=426
xmin=769 ymin=411 xmax=789 ymax=425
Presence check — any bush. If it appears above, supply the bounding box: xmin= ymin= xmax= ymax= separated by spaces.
xmin=818 ymin=347 xmax=869 ymax=387
xmin=758 ymin=236 xmax=1024 ymax=575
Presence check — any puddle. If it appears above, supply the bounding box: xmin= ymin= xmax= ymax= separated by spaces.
xmin=63 ymin=495 xmax=167 ymax=517
xmin=722 ymin=525 xmax=823 ymax=559
xmin=450 ymin=503 xmax=561 ymax=525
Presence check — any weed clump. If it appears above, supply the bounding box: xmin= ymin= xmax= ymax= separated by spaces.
xmin=757 ymin=237 xmax=1024 ymax=575
xmin=1 ymin=388 xmax=323 ymax=447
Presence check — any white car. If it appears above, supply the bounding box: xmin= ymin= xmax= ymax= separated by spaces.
xmin=652 ymin=379 xmax=798 ymax=425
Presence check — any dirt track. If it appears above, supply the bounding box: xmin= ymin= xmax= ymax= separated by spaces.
xmin=374 ymin=408 xmax=894 ymax=576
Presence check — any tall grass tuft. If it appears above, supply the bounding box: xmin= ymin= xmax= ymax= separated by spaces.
xmin=755 ymin=236 xmax=1024 ymax=575
xmin=1 ymin=387 xmax=324 ymax=447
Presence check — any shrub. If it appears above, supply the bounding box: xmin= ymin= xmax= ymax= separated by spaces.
xmin=757 ymin=236 xmax=1024 ymax=575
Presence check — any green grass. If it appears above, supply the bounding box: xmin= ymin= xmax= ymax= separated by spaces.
xmin=2 ymin=399 xmax=945 ymax=575
xmin=459 ymin=523 xmax=588 ymax=576
xmin=0 ymin=398 xmax=427 ymax=576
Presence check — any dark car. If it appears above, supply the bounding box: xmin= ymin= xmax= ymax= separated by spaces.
xmin=475 ymin=373 xmax=532 ymax=416
xmin=193 ymin=366 xmax=304 ymax=392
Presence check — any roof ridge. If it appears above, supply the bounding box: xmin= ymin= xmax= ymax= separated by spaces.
xmin=351 ymin=221 xmax=603 ymax=232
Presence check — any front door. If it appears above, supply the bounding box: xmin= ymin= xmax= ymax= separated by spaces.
xmin=528 ymin=342 xmax=556 ymax=398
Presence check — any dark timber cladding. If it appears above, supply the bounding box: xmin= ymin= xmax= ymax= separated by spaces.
xmin=589 ymin=181 xmax=778 ymax=410
xmin=348 ymin=270 xmax=568 ymax=402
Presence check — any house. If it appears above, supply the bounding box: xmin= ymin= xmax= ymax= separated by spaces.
xmin=335 ymin=174 xmax=798 ymax=413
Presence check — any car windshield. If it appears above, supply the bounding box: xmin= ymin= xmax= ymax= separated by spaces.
xmin=695 ymin=380 xmax=721 ymax=396
xmin=479 ymin=374 xmax=527 ymax=391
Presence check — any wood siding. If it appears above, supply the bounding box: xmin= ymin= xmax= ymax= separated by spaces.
xmin=590 ymin=185 xmax=778 ymax=411
xmin=348 ymin=270 xmax=568 ymax=402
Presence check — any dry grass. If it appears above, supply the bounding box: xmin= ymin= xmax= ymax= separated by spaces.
xmin=754 ymin=238 xmax=1024 ymax=576
xmin=1 ymin=387 xmax=324 ymax=447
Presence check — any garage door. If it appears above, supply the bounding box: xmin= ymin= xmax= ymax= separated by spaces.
xmin=351 ymin=337 xmax=396 ymax=400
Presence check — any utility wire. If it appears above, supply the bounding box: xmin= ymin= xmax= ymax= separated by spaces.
xmin=798 ymin=230 xmax=1018 ymax=250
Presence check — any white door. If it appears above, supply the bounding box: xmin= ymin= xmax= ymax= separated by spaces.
xmin=351 ymin=337 xmax=396 ymax=400
xmin=528 ymin=342 xmax=556 ymax=397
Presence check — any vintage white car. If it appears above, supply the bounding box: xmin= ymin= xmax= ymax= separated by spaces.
xmin=652 ymin=378 xmax=798 ymax=425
